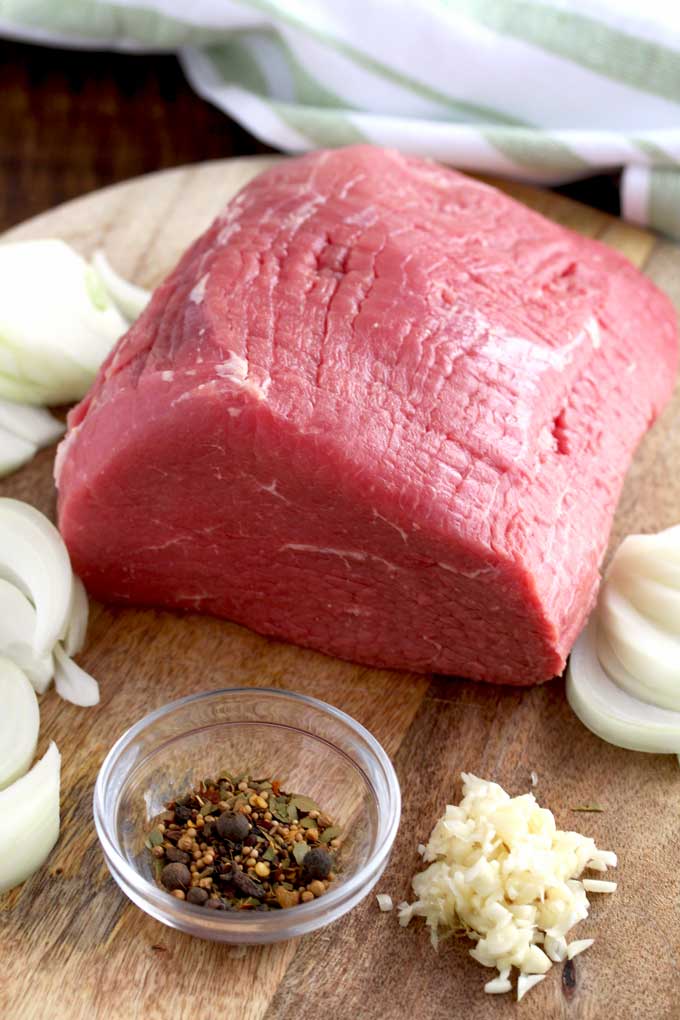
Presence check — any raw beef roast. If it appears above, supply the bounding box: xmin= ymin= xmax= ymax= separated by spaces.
xmin=56 ymin=146 xmax=678 ymax=683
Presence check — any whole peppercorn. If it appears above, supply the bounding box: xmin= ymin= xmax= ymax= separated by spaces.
xmin=165 ymin=845 xmax=191 ymax=866
xmin=187 ymin=887 xmax=210 ymax=906
xmin=161 ymin=862 xmax=191 ymax=891
xmin=301 ymin=848 xmax=333 ymax=881
xmin=216 ymin=811 xmax=250 ymax=843
xmin=174 ymin=804 xmax=193 ymax=823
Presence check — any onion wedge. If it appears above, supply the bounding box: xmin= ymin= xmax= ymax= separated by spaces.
xmin=0 ymin=740 xmax=60 ymax=892
xmin=91 ymin=250 xmax=150 ymax=321
xmin=0 ymin=657 xmax=39 ymax=790
xmin=0 ymin=498 xmax=73 ymax=658
xmin=54 ymin=644 xmax=99 ymax=707
xmin=0 ymin=578 xmax=53 ymax=692
xmin=0 ymin=427 xmax=36 ymax=476
xmin=0 ymin=398 xmax=64 ymax=446
xmin=62 ymin=576 xmax=89 ymax=656
xmin=0 ymin=239 xmax=126 ymax=405
xmin=567 ymin=620 xmax=680 ymax=754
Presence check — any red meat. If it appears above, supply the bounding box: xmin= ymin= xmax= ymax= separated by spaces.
xmin=56 ymin=146 xmax=678 ymax=683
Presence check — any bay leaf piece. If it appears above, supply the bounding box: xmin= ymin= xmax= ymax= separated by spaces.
xmin=319 ymin=826 xmax=341 ymax=844
xmin=293 ymin=842 xmax=310 ymax=866
xmin=290 ymin=795 xmax=321 ymax=813
xmin=271 ymin=797 xmax=289 ymax=822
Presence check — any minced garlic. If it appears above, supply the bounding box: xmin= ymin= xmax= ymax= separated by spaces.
xmin=398 ymin=774 xmax=617 ymax=1001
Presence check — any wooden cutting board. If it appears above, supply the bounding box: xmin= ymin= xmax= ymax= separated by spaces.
xmin=2 ymin=158 xmax=679 ymax=1020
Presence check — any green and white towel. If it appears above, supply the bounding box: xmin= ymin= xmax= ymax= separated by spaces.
xmin=3 ymin=0 xmax=680 ymax=239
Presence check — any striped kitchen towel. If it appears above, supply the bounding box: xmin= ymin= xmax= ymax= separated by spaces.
xmin=2 ymin=0 xmax=680 ymax=239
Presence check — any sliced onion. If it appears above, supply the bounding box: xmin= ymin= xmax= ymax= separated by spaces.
xmin=54 ymin=644 xmax=99 ymax=707
xmin=0 ymin=368 xmax=60 ymax=407
xmin=92 ymin=250 xmax=151 ymax=321
xmin=567 ymin=621 xmax=680 ymax=754
xmin=0 ymin=400 xmax=65 ymax=478
xmin=599 ymin=584 xmax=680 ymax=709
xmin=0 ymin=578 xmax=54 ymax=692
xmin=0 ymin=345 xmax=93 ymax=406
xmin=611 ymin=527 xmax=680 ymax=586
xmin=0 ymin=398 xmax=64 ymax=446
xmin=0 ymin=657 xmax=39 ymax=790
xmin=0 ymin=740 xmax=60 ymax=892
xmin=62 ymin=576 xmax=89 ymax=656
xmin=0 ymin=498 xmax=73 ymax=658
xmin=598 ymin=524 xmax=680 ymax=712
xmin=614 ymin=570 xmax=680 ymax=634
xmin=596 ymin=627 xmax=680 ymax=712
xmin=0 ymin=427 xmax=36 ymax=476
xmin=0 ymin=239 xmax=127 ymax=405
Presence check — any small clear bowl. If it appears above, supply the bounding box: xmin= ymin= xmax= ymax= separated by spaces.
xmin=93 ymin=687 xmax=401 ymax=942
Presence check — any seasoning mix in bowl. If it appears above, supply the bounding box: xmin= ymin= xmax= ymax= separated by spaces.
xmin=147 ymin=773 xmax=341 ymax=911
xmin=94 ymin=687 xmax=400 ymax=943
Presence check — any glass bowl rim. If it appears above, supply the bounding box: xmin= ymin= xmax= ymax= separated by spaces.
xmin=93 ymin=685 xmax=401 ymax=935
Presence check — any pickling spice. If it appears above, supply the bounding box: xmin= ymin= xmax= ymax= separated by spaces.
xmin=145 ymin=773 xmax=342 ymax=910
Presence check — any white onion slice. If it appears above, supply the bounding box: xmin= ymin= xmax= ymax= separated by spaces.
xmin=0 ymin=398 xmax=64 ymax=446
xmin=0 ymin=401 xmax=65 ymax=478
xmin=599 ymin=583 xmax=680 ymax=707
xmin=614 ymin=571 xmax=680 ymax=634
xmin=0 ymin=740 xmax=60 ymax=892
xmin=567 ymin=621 xmax=680 ymax=754
xmin=0 ymin=578 xmax=54 ymax=692
xmin=0 ymin=427 xmax=36 ymax=476
xmin=0 ymin=498 xmax=73 ymax=658
xmin=596 ymin=628 xmax=680 ymax=712
xmin=0 ymin=658 xmax=39 ymax=790
xmin=62 ymin=576 xmax=89 ymax=656
xmin=0 ymin=239 xmax=127 ymax=405
xmin=92 ymin=250 xmax=151 ymax=321
xmin=54 ymin=644 xmax=99 ymax=707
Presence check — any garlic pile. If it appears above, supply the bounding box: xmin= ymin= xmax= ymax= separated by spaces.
xmin=398 ymin=774 xmax=616 ymax=1002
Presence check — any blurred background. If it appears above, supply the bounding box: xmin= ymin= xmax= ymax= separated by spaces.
xmin=4 ymin=0 xmax=680 ymax=239
xmin=1 ymin=40 xmax=274 ymax=232
xmin=1 ymin=35 xmax=625 ymax=235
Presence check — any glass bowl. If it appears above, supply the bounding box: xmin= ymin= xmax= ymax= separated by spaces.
xmin=93 ymin=687 xmax=401 ymax=942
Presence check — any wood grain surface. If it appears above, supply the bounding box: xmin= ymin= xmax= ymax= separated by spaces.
xmin=1 ymin=158 xmax=679 ymax=1020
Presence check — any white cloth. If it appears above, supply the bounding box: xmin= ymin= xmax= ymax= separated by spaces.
xmin=1 ymin=0 xmax=680 ymax=237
